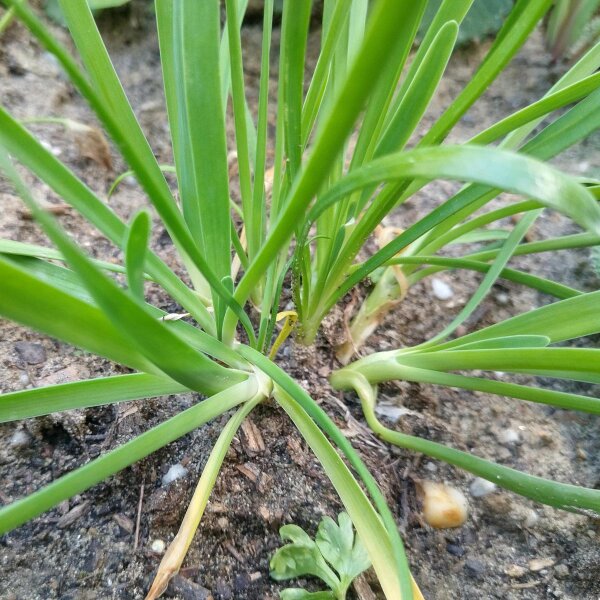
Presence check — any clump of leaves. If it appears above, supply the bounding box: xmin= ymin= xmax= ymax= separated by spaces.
xmin=1 ymin=0 xmax=600 ymax=598
xmin=270 ymin=513 xmax=371 ymax=600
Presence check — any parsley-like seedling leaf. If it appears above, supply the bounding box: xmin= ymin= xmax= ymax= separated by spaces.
xmin=270 ymin=513 xmax=371 ymax=600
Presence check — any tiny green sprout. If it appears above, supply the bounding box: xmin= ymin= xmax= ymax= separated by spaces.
xmin=270 ymin=512 xmax=371 ymax=600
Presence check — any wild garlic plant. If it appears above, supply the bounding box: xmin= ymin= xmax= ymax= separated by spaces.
xmin=0 ymin=1 xmax=600 ymax=599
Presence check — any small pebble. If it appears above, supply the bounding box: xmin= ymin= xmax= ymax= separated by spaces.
xmin=424 ymin=461 xmax=438 ymax=472
xmin=162 ymin=463 xmax=188 ymax=486
xmin=151 ymin=539 xmax=166 ymax=554
xmin=419 ymin=481 xmax=468 ymax=529
xmin=529 ymin=557 xmax=555 ymax=572
xmin=523 ymin=509 xmax=539 ymax=528
xmin=469 ymin=477 xmax=496 ymax=498
xmin=495 ymin=292 xmax=509 ymax=305
xmin=483 ymin=494 xmax=512 ymax=515
xmin=464 ymin=558 xmax=486 ymax=579
xmin=554 ymin=564 xmax=569 ymax=579
xmin=14 ymin=341 xmax=46 ymax=365
xmin=446 ymin=543 xmax=465 ymax=557
xmin=498 ymin=428 xmax=520 ymax=445
xmin=9 ymin=429 xmax=31 ymax=449
xmin=431 ymin=278 xmax=453 ymax=300
xmin=375 ymin=404 xmax=412 ymax=422
xmin=18 ymin=372 xmax=30 ymax=386
xmin=505 ymin=564 xmax=527 ymax=578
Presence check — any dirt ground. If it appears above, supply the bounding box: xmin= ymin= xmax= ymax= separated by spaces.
xmin=1 ymin=3 xmax=599 ymax=599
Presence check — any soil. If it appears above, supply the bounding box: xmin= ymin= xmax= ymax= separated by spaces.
xmin=1 ymin=3 xmax=600 ymax=600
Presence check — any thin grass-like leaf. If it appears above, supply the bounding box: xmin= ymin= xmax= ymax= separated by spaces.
xmin=125 ymin=210 xmax=151 ymax=301
xmin=0 ymin=378 xmax=257 ymax=535
xmin=0 ymin=149 xmax=245 ymax=394
xmin=0 ymin=374 xmax=186 ymax=423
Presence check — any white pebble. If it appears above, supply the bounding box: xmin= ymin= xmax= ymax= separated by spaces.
xmin=495 ymin=292 xmax=509 ymax=306
xmin=10 ymin=429 xmax=31 ymax=449
xmin=523 ymin=509 xmax=539 ymax=528
xmin=374 ymin=404 xmax=412 ymax=422
xmin=419 ymin=480 xmax=468 ymax=529
xmin=431 ymin=278 xmax=453 ymax=300
xmin=19 ymin=372 xmax=30 ymax=386
xmin=151 ymin=539 xmax=166 ymax=554
xmin=424 ymin=462 xmax=438 ymax=473
xmin=161 ymin=463 xmax=188 ymax=486
xmin=469 ymin=477 xmax=496 ymax=498
xmin=498 ymin=428 xmax=520 ymax=445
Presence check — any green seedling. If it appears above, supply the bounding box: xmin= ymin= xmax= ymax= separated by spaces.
xmin=0 ymin=1 xmax=599 ymax=598
xmin=270 ymin=513 xmax=371 ymax=600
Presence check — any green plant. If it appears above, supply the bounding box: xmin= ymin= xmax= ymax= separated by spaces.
xmin=546 ymin=0 xmax=600 ymax=60
xmin=0 ymin=0 xmax=600 ymax=598
xmin=270 ymin=512 xmax=370 ymax=600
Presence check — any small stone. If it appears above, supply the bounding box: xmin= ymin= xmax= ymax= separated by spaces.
xmin=495 ymin=292 xmax=509 ymax=306
xmin=505 ymin=564 xmax=527 ymax=578
xmin=464 ymin=558 xmax=486 ymax=579
xmin=446 ymin=543 xmax=465 ymax=557
xmin=483 ymin=494 xmax=512 ymax=515
xmin=469 ymin=477 xmax=496 ymax=498
xmin=554 ymin=564 xmax=569 ymax=579
xmin=162 ymin=463 xmax=188 ymax=486
xmin=418 ymin=481 xmax=468 ymax=529
xmin=18 ymin=372 xmax=30 ymax=386
xmin=424 ymin=462 xmax=437 ymax=472
xmin=431 ymin=278 xmax=453 ymax=300
xmin=529 ymin=557 xmax=555 ymax=572
xmin=14 ymin=341 xmax=46 ymax=365
xmin=498 ymin=428 xmax=520 ymax=445
xmin=9 ymin=428 xmax=31 ymax=449
xmin=151 ymin=539 xmax=166 ymax=554
xmin=523 ymin=509 xmax=539 ymax=528
xmin=375 ymin=404 xmax=412 ymax=422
